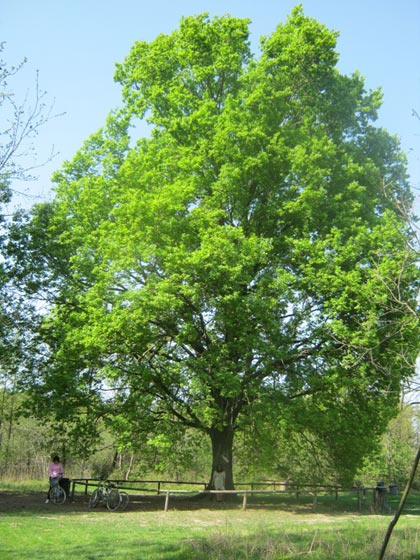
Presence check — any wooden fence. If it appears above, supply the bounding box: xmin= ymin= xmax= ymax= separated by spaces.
xmin=70 ymin=478 xmax=207 ymax=497
xmin=69 ymin=478 xmax=373 ymax=512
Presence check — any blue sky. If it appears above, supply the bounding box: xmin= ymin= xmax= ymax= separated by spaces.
xmin=2 ymin=0 xmax=420 ymax=212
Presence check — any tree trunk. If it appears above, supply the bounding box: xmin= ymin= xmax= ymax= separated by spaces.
xmin=4 ymin=389 xmax=16 ymax=474
xmin=209 ymin=425 xmax=234 ymax=490
xmin=125 ymin=454 xmax=135 ymax=481
xmin=379 ymin=444 xmax=420 ymax=560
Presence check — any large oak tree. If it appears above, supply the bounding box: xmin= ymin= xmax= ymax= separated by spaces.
xmin=10 ymin=8 xmax=419 ymax=487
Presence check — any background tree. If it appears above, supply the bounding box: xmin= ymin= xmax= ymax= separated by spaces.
xmin=9 ymin=8 xmax=420 ymax=489
xmin=0 ymin=43 xmax=62 ymax=471
xmin=355 ymin=405 xmax=418 ymax=487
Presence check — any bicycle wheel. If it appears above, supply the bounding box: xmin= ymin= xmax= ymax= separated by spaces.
xmin=89 ymin=488 xmax=101 ymax=508
xmin=106 ymin=488 xmax=121 ymax=511
xmin=50 ymin=485 xmax=66 ymax=505
xmin=118 ymin=491 xmax=129 ymax=511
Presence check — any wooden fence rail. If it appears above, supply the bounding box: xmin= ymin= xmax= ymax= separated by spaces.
xmin=70 ymin=478 xmax=207 ymax=498
xmin=70 ymin=478 xmax=342 ymax=497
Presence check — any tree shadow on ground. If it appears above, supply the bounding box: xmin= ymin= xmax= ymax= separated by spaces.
xmin=1 ymin=490 xmax=420 ymax=516
xmin=0 ymin=491 xmax=238 ymax=515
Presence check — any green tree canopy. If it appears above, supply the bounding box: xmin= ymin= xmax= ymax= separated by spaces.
xmin=9 ymin=8 xmax=420 ymax=487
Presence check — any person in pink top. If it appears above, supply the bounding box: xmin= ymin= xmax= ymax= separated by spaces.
xmin=45 ymin=455 xmax=64 ymax=503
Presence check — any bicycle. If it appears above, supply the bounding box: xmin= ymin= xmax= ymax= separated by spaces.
xmin=89 ymin=480 xmax=121 ymax=511
xmin=49 ymin=476 xmax=66 ymax=505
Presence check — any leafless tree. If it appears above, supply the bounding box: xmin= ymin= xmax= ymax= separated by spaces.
xmin=0 ymin=42 xmax=63 ymax=206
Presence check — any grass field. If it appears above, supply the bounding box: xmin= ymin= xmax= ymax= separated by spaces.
xmin=1 ymin=486 xmax=420 ymax=559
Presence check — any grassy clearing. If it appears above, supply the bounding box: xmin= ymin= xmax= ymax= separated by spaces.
xmin=0 ymin=479 xmax=46 ymax=492
xmin=1 ymin=490 xmax=420 ymax=559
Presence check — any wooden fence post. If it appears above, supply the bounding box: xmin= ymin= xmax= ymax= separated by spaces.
xmin=242 ymin=491 xmax=248 ymax=510
xmin=164 ymin=491 xmax=170 ymax=512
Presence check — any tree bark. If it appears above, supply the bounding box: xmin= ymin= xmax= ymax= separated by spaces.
xmin=209 ymin=425 xmax=234 ymax=490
